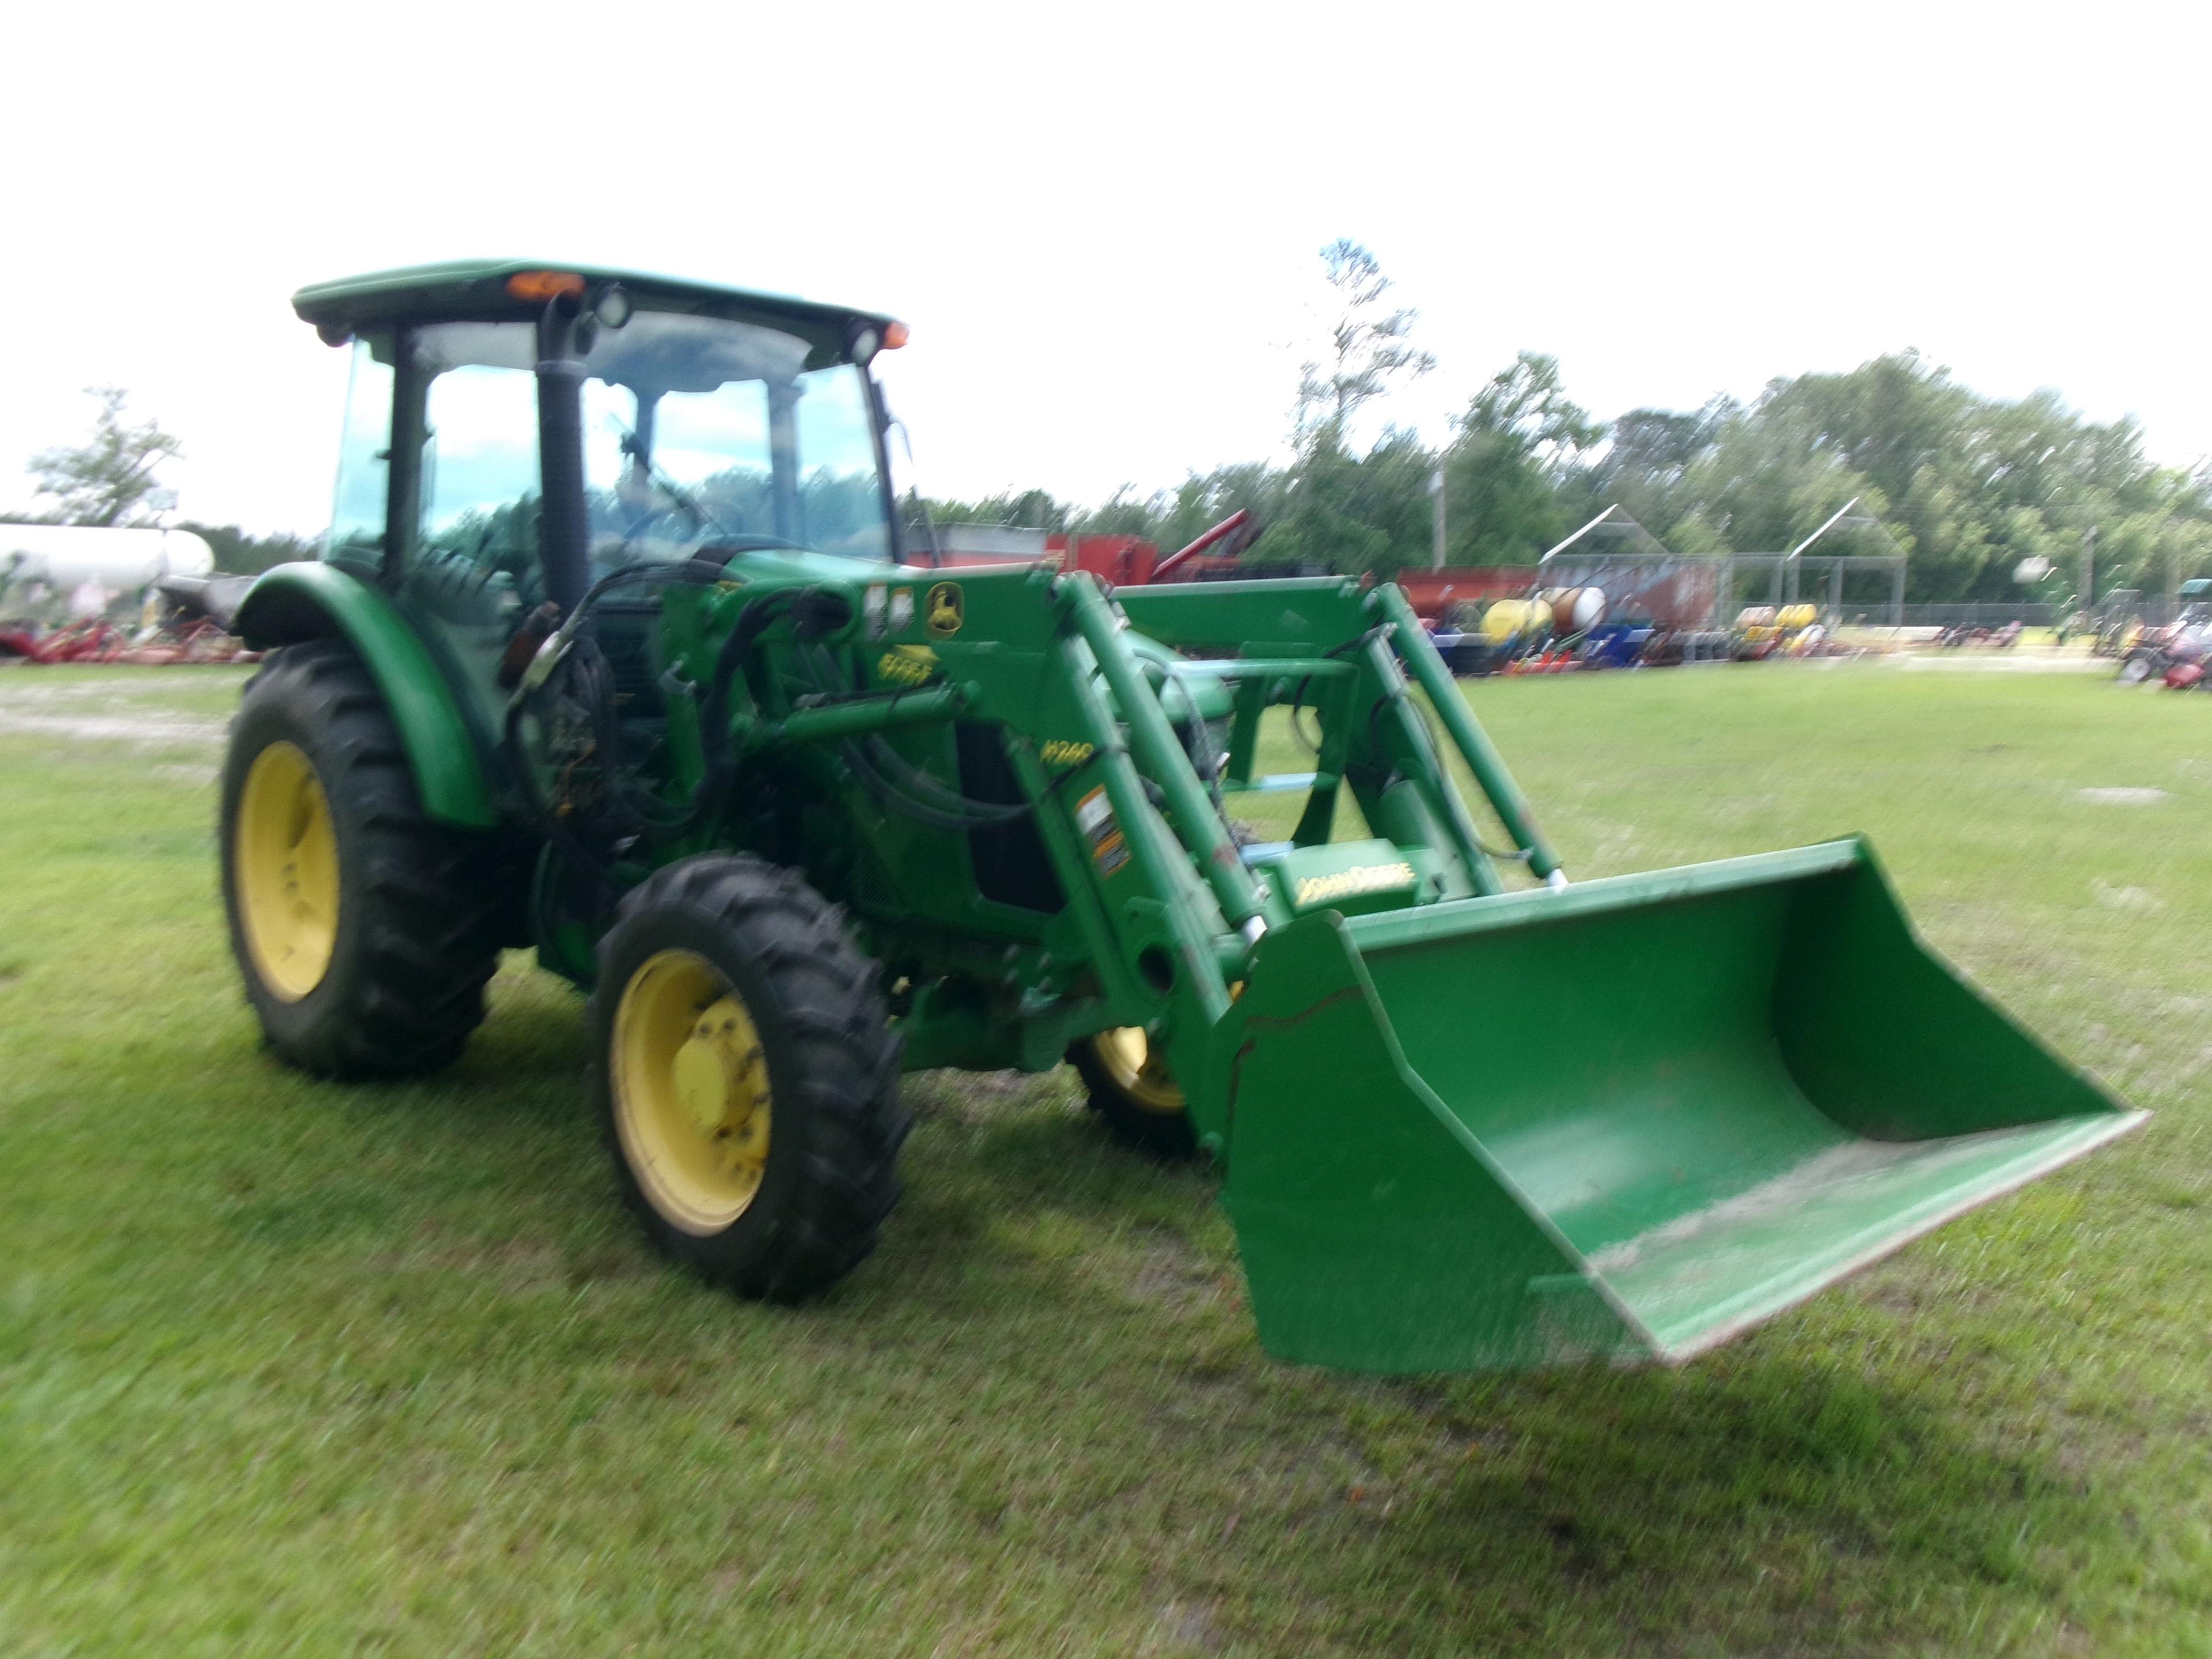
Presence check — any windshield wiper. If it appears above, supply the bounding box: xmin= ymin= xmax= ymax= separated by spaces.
xmin=611 ymin=422 xmax=735 ymax=540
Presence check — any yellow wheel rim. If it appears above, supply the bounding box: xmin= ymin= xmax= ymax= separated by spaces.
xmin=611 ymin=949 xmax=772 ymax=1234
xmin=1092 ymin=1027 xmax=1185 ymax=1115
xmin=234 ymin=740 xmax=340 ymax=1002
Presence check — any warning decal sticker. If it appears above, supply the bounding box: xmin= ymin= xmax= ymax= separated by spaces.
xmin=1075 ymin=785 xmax=1130 ymax=877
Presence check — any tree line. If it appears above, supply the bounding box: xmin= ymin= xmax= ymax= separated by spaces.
xmin=21 ymin=258 xmax=2212 ymax=603
xmin=926 ymin=243 xmax=2212 ymax=604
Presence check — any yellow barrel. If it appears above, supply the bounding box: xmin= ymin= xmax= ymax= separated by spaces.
xmin=1778 ymin=604 xmax=1819 ymax=631
xmin=1480 ymin=598 xmax=1552 ymax=644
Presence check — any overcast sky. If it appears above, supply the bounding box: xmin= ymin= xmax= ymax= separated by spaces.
xmin=6 ymin=0 xmax=2205 ymax=533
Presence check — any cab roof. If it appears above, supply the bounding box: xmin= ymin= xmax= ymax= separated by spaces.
xmin=291 ymin=259 xmax=897 ymax=346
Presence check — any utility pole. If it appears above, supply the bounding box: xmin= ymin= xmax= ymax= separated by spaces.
xmin=2082 ymin=525 xmax=2097 ymax=614
xmin=1429 ymin=465 xmax=1446 ymax=570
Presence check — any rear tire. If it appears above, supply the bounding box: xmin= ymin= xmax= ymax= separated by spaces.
xmin=590 ymin=855 xmax=908 ymax=1301
xmin=1069 ymin=1028 xmax=1198 ymax=1157
xmin=220 ymin=639 xmax=505 ymax=1077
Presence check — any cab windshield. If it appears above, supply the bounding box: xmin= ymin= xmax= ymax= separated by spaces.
xmin=577 ymin=310 xmax=892 ymax=563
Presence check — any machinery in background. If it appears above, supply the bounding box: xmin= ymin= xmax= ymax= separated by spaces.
xmin=2118 ymin=579 xmax=2212 ymax=684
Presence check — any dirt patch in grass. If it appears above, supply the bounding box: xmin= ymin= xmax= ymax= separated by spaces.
xmin=2077 ymin=786 xmax=2171 ymax=805
xmin=1126 ymin=1236 xmax=1238 ymax=1315
xmin=0 ymin=707 xmax=225 ymax=745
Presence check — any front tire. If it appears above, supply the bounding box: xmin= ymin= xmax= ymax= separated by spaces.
xmin=590 ymin=855 xmax=908 ymax=1301
xmin=220 ymin=640 xmax=504 ymax=1077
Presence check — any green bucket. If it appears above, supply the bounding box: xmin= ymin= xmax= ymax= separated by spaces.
xmin=1211 ymin=839 xmax=2143 ymax=1373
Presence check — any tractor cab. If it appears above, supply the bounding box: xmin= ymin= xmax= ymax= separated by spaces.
xmin=293 ymin=262 xmax=906 ymax=714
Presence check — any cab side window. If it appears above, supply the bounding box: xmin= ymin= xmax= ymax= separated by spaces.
xmin=324 ymin=338 xmax=395 ymax=570
xmin=420 ymin=353 xmax=543 ymax=606
xmin=403 ymin=324 xmax=544 ymax=704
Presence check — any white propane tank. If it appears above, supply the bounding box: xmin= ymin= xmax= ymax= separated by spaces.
xmin=0 ymin=525 xmax=215 ymax=594
xmin=1537 ymin=585 xmax=1606 ymax=634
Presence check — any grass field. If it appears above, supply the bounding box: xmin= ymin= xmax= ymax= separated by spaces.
xmin=3 ymin=658 xmax=2209 ymax=1656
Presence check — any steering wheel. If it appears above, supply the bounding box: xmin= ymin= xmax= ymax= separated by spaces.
xmin=618 ymin=494 xmax=707 ymax=547
xmin=696 ymin=535 xmax=809 ymax=555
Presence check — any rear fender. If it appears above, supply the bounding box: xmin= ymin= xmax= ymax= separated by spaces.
xmin=234 ymin=562 xmax=498 ymax=828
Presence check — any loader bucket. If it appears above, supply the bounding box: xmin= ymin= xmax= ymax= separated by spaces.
xmin=1215 ymin=839 xmax=2144 ymax=1373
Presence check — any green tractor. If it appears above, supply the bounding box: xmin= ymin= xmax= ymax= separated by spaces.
xmin=221 ymin=261 xmax=2142 ymax=1370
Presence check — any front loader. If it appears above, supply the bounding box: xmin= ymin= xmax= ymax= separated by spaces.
xmin=221 ymin=261 xmax=2142 ymax=1372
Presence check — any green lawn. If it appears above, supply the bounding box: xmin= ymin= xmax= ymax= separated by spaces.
xmin=2 ymin=659 xmax=2208 ymax=1656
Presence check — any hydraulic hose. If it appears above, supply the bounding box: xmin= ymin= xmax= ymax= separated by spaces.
xmin=791 ymin=643 xmax=1032 ymax=830
xmin=675 ymin=588 xmax=840 ymax=840
xmin=503 ymin=568 xmax=821 ymax=864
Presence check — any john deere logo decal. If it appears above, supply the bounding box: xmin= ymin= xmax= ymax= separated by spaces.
xmin=925 ymin=581 xmax=964 ymax=637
